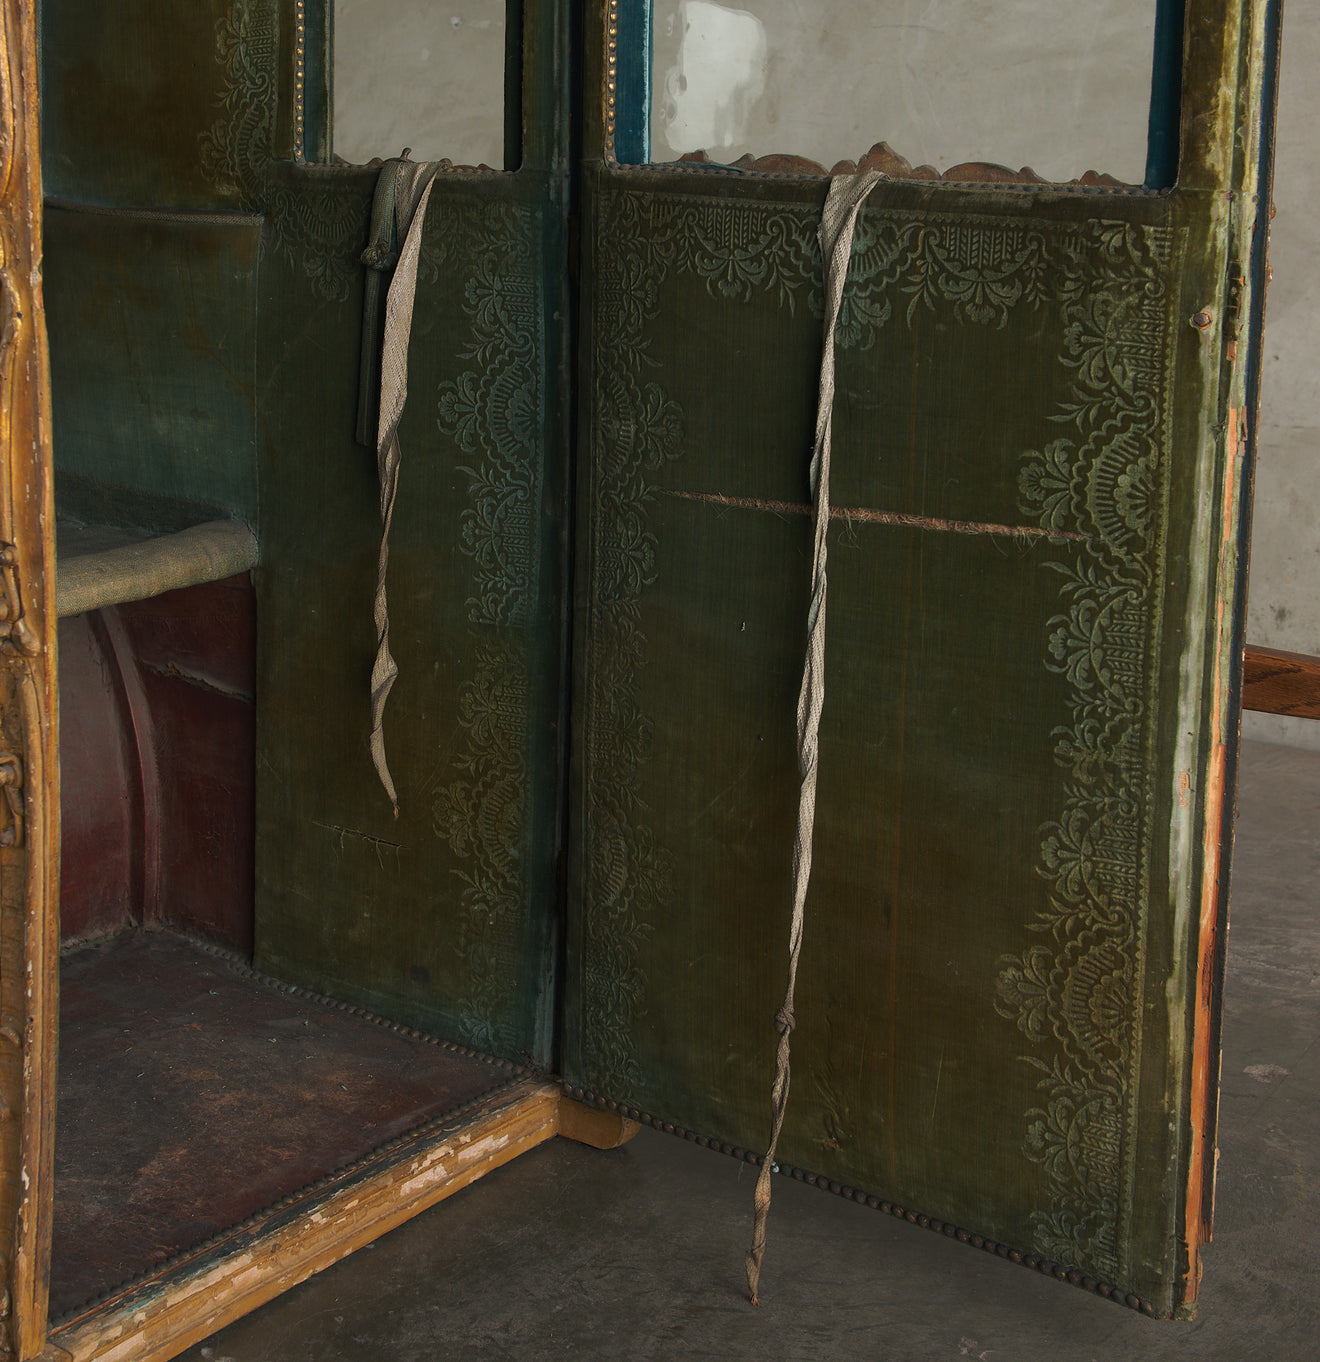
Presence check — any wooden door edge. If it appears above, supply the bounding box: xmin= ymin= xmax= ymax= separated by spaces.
xmin=42 ymin=1077 xmax=562 ymax=1362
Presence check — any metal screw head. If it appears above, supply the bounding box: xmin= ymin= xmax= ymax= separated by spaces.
xmin=1191 ymin=310 xmax=1214 ymax=330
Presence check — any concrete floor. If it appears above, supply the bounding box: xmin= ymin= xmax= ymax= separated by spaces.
xmin=180 ymin=738 xmax=1320 ymax=1362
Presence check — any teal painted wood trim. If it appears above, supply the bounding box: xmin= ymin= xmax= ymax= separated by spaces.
xmin=505 ymin=0 xmax=526 ymax=170
xmin=301 ymin=0 xmax=333 ymax=164
xmin=613 ymin=0 xmax=652 ymax=164
xmin=1146 ymin=0 xmax=1186 ymax=188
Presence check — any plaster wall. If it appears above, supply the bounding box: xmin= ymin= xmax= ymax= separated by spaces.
xmin=333 ymin=0 xmax=506 ymax=168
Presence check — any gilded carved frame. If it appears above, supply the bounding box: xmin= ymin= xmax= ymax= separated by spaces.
xmin=0 ymin=0 xmax=57 ymax=1355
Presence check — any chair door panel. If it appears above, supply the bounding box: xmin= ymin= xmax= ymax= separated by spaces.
xmin=253 ymin=164 xmax=569 ymax=1064
xmin=566 ymin=0 xmax=1277 ymax=1318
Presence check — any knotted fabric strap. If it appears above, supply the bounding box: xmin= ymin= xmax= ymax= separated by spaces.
xmin=745 ymin=169 xmax=886 ymax=1305
xmin=364 ymin=156 xmax=442 ymax=814
xmin=357 ymin=160 xmax=403 ymax=448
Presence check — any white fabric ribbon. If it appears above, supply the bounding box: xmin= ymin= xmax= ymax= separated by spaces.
xmin=746 ymin=170 xmax=886 ymax=1304
xmin=367 ymin=158 xmax=441 ymax=814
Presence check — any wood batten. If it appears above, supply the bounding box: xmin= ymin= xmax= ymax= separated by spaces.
xmin=557 ymin=1098 xmax=641 ymax=1151
xmin=1242 ymin=645 xmax=1320 ymax=720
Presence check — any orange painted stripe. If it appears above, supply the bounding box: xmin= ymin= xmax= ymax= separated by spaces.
xmin=1183 ymin=406 xmax=1243 ymax=1300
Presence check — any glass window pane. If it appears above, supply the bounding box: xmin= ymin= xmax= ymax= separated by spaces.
xmin=334 ymin=0 xmax=507 ymax=168
xmin=648 ymin=0 xmax=1159 ymax=184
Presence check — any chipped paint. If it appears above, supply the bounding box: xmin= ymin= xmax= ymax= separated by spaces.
xmin=47 ymin=1083 xmax=559 ymax=1361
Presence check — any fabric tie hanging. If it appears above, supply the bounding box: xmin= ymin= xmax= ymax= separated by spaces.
xmin=745 ymin=169 xmax=887 ymax=1305
xmin=360 ymin=154 xmax=444 ymax=814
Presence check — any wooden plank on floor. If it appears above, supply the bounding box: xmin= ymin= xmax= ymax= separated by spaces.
xmin=557 ymin=1097 xmax=641 ymax=1150
xmin=1242 ymin=645 xmax=1320 ymax=719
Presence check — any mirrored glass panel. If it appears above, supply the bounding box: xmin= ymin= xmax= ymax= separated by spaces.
xmin=648 ymin=0 xmax=1161 ymax=184
xmin=334 ymin=0 xmax=508 ymax=168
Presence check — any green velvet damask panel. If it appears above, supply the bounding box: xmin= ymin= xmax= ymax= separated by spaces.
xmin=43 ymin=205 xmax=262 ymax=523
xmin=40 ymin=0 xmax=295 ymax=522
xmin=567 ymin=173 xmax=1219 ymax=1315
xmin=39 ymin=0 xmax=282 ymax=210
xmin=252 ymin=166 xmax=565 ymax=1067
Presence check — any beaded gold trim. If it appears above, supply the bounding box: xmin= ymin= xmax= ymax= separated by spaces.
xmin=294 ymin=0 xmax=307 ymax=160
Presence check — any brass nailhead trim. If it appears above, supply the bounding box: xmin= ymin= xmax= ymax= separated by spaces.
xmin=562 ymin=1085 xmax=1158 ymax=1316
xmin=294 ymin=0 xmax=307 ymax=160
xmin=604 ymin=1 xmax=619 ymax=161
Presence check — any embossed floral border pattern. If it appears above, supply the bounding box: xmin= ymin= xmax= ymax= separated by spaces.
xmin=576 ymin=189 xmax=689 ymax=1093
xmin=200 ymin=0 xmax=374 ymax=302
xmin=995 ymin=220 xmax=1177 ymax=1286
xmin=434 ymin=202 xmax=545 ymax=629
xmin=583 ymin=189 xmax=1178 ymax=1289
xmin=433 ymin=643 xmax=532 ymax=1056
xmin=430 ymin=201 xmax=547 ymax=1055
xmin=198 ymin=0 xmax=277 ymax=206
xmin=829 ymin=206 xmax=1177 ymax=1288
